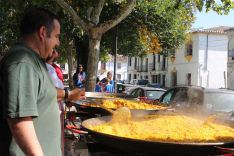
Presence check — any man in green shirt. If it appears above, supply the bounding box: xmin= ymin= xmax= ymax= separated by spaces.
xmin=0 ymin=8 xmax=85 ymax=156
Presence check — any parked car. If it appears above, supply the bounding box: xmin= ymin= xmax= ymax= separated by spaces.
xmin=124 ymin=85 xmax=137 ymax=95
xmin=116 ymin=83 xmax=136 ymax=94
xmin=126 ymin=87 xmax=166 ymax=103
xmin=147 ymin=83 xmax=161 ymax=88
xmin=157 ymin=85 xmax=234 ymax=115
xmin=130 ymin=79 xmax=149 ymax=86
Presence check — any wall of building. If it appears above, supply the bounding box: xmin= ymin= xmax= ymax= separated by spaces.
xmin=166 ymin=33 xmax=228 ymax=88
xmin=127 ymin=54 xmax=167 ymax=86
xmin=198 ymin=33 xmax=227 ymax=88
xmin=97 ymin=55 xmax=128 ymax=81
xmin=226 ymin=29 xmax=234 ymax=89
xmin=166 ymin=35 xmax=200 ymax=87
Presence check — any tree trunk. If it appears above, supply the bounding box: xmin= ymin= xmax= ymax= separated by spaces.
xmin=54 ymin=0 xmax=137 ymax=91
xmin=86 ymin=36 xmax=101 ymax=91
xmin=67 ymin=41 xmax=74 ymax=88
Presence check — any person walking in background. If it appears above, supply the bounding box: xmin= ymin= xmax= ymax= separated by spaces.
xmin=95 ymin=77 xmax=102 ymax=92
xmin=0 ymin=7 xmax=85 ymax=156
xmin=73 ymin=64 xmax=86 ymax=88
xmin=101 ymin=71 xmax=113 ymax=84
xmin=104 ymin=78 xmax=114 ymax=93
xmin=101 ymin=71 xmax=115 ymax=92
xmin=108 ymin=71 xmax=115 ymax=89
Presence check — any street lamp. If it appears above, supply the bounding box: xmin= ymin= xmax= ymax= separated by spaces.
xmin=113 ymin=3 xmax=120 ymax=90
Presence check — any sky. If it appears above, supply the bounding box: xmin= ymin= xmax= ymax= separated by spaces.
xmin=192 ymin=10 xmax=234 ymax=29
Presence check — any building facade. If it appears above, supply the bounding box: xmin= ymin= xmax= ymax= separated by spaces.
xmin=167 ymin=26 xmax=229 ymax=88
xmin=225 ymin=28 xmax=234 ymax=89
xmin=128 ymin=54 xmax=168 ymax=87
xmin=127 ymin=26 xmax=229 ymax=89
xmin=97 ymin=55 xmax=128 ymax=82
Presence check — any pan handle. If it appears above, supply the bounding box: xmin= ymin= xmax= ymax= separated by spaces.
xmin=65 ymin=125 xmax=88 ymax=134
xmin=214 ymin=146 xmax=234 ymax=154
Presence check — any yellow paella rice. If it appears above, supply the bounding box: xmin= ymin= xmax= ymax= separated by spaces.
xmin=102 ymin=99 xmax=166 ymax=110
xmin=89 ymin=115 xmax=234 ymax=143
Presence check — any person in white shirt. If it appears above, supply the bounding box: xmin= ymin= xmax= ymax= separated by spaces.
xmin=46 ymin=49 xmax=65 ymax=155
xmin=46 ymin=50 xmax=64 ymax=90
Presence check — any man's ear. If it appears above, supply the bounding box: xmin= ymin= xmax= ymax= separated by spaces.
xmin=38 ymin=26 xmax=47 ymax=41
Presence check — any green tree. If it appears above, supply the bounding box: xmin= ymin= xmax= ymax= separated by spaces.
xmin=101 ymin=0 xmax=195 ymax=58
xmin=54 ymin=0 xmax=137 ymax=91
xmin=54 ymin=0 xmax=234 ymax=91
xmin=1 ymin=0 xmax=234 ymax=91
xmin=0 ymin=0 xmax=82 ymax=87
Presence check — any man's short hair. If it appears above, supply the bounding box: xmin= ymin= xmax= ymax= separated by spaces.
xmin=20 ymin=7 xmax=60 ymax=37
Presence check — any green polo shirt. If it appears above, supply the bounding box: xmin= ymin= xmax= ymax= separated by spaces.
xmin=0 ymin=43 xmax=61 ymax=156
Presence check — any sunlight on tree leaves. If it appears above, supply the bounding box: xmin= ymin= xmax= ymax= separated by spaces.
xmin=139 ymin=26 xmax=161 ymax=54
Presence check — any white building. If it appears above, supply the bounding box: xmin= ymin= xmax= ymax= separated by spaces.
xmin=127 ymin=26 xmax=230 ymax=89
xmin=97 ymin=55 xmax=128 ymax=81
xmin=225 ymin=27 xmax=234 ymax=89
xmin=127 ymin=54 xmax=167 ymax=87
xmin=166 ymin=26 xmax=229 ymax=88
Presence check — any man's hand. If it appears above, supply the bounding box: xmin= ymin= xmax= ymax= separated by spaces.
xmin=68 ymin=88 xmax=86 ymax=101
xmin=57 ymin=88 xmax=86 ymax=101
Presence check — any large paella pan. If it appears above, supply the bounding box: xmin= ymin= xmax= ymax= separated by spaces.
xmin=82 ymin=114 xmax=234 ymax=156
xmin=73 ymin=92 xmax=168 ymax=117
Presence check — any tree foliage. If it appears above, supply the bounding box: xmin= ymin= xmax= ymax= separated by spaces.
xmin=100 ymin=0 xmax=234 ymax=58
xmin=1 ymin=0 xmax=233 ymax=57
xmin=1 ymin=0 xmax=234 ymax=90
xmin=101 ymin=0 xmax=196 ymax=57
xmin=0 ymin=0 xmax=81 ymax=63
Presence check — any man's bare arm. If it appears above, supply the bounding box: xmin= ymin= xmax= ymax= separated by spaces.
xmin=7 ymin=117 xmax=44 ymax=156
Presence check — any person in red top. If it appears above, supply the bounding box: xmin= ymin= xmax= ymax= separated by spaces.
xmin=51 ymin=49 xmax=64 ymax=83
xmin=52 ymin=63 xmax=63 ymax=82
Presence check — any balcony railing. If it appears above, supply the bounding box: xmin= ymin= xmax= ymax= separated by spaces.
xmin=136 ymin=65 xmax=148 ymax=72
xmin=134 ymin=62 xmax=167 ymax=72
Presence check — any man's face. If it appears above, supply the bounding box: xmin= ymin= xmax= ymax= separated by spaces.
xmin=42 ymin=19 xmax=60 ymax=58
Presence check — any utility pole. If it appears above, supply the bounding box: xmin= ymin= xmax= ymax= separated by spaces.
xmin=113 ymin=4 xmax=119 ymax=90
xmin=113 ymin=26 xmax=118 ymax=83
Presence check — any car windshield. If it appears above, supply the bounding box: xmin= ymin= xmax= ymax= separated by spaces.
xmin=204 ymin=91 xmax=234 ymax=112
xmin=146 ymin=90 xmax=165 ymax=100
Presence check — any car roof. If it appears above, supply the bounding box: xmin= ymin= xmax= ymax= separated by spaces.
xmin=169 ymin=85 xmax=203 ymax=89
xmin=204 ymin=88 xmax=234 ymax=94
xmin=133 ymin=86 xmax=166 ymax=91
xmin=168 ymin=85 xmax=234 ymax=94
